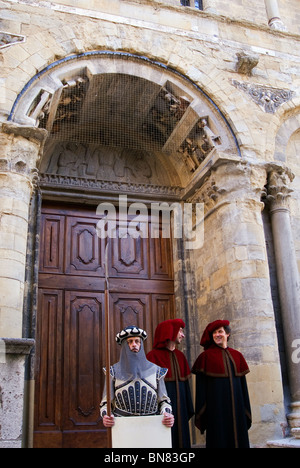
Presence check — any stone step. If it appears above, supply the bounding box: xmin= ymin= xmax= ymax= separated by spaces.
xmin=266 ymin=438 xmax=300 ymax=448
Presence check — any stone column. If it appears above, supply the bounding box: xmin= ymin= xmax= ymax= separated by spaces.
xmin=0 ymin=123 xmax=47 ymax=447
xmin=203 ymin=0 xmax=217 ymax=14
xmin=267 ymin=166 xmax=300 ymax=440
xmin=264 ymin=0 xmax=286 ymax=31
xmin=189 ymin=155 xmax=285 ymax=445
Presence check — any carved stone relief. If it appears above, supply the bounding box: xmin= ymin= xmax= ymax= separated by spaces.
xmin=178 ymin=117 xmax=221 ymax=172
xmin=231 ymin=80 xmax=294 ymax=114
xmin=142 ymin=84 xmax=191 ymax=148
xmin=0 ymin=32 xmax=25 ymax=49
xmin=42 ymin=140 xmax=167 ymax=186
xmin=236 ymin=52 xmax=259 ymax=76
xmin=265 ymin=165 xmax=295 ymax=210
xmin=1 ymin=123 xmax=47 ymax=183
xmin=34 ymin=73 xmax=192 ymax=153
xmin=27 ymin=90 xmax=52 ymax=128
xmin=11 ymin=54 xmax=241 ymax=193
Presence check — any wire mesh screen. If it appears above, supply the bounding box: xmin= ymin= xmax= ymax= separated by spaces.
xmin=38 ymin=73 xmax=193 ymax=153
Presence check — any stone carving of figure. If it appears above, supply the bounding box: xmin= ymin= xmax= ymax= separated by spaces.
xmin=179 ymin=118 xmax=221 ymax=172
xmin=57 ymin=142 xmax=87 ymax=177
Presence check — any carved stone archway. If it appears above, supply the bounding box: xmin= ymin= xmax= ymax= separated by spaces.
xmin=9 ymin=51 xmax=240 ymax=200
xmin=3 ymin=52 xmax=293 ymax=446
xmin=7 ymin=52 xmax=243 ymax=447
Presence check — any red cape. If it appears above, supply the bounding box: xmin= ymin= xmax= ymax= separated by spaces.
xmin=147 ymin=348 xmax=191 ymax=382
xmin=192 ymin=344 xmax=250 ymax=378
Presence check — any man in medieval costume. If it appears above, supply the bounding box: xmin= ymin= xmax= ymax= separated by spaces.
xmin=192 ymin=320 xmax=252 ymax=448
xmin=147 ymin=319 xmax=194 ymax=448
xmin=100 ymin=325 xmax=174 ymax=429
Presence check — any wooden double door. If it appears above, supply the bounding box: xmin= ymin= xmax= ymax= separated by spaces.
xmin=34 ymin=202 xmax=175 ymax=448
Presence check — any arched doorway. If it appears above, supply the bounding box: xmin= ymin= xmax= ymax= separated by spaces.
xmin=12 ymin=52 xmax=240 ymax=448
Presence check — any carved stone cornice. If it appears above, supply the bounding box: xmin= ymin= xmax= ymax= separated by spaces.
xmin=231 ymin=80 xmax=294 ymax=114
xmin=0 ymin=338 xmax=35 ymax=356
xmin=39 ymin=173 xmax=183 ymax=200
xmin=2 ymin=123 xmax=48 ymax=144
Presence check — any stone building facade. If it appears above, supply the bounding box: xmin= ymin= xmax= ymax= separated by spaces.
xmin=0 ymin=0 xmax=300 ymax=448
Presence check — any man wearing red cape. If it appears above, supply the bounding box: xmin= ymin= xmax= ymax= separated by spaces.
xmin=192 ymin=320 xmax=252 ymax=448
xmin=147 ymin=319 xmax=194 ymax=448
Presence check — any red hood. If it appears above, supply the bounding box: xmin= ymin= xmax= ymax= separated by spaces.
xmin=153 ymin=319 xmax=185 ymax=349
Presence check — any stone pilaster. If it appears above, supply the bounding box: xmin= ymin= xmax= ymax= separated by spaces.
xmin=0 ymin=339 xmax=34 ymax=448
xmin=266 ymin=166 xmax=300 ymax=440
xmin=190 ymin=156 xmax=285 ymax=445
xmin=0 ymin=124 xmax=46 ymax=337
xmin=203 ymin=0 xmax=217 ymax=14
xmin=0 ymin=123 xmax=47 ymax=448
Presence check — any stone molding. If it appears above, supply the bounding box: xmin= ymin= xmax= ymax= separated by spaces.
xmin=0 ymin=338 xmax=35 ymax=356
xmin=39 ymin=172 xmax=183 ymax=200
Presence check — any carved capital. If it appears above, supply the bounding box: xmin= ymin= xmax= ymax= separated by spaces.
xmin=187 ymin=175 xmax=225 ymax=213
xmin=188 ymin=157 xmax=267 ymax=216
xmin=0 ymin=123 xmax=46 ymax=184
xmin=265 ymin=164 xmax=294 ymax=212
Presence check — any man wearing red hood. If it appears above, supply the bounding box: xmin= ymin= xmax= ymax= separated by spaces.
xmin=192 ymin=320 xmax=252 ymax=448
xmin=147 ymin=319 xmax=194 ymax=448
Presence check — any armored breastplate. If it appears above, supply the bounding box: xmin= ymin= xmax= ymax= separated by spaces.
xmin=114 ymin=376 xmax=159 ymax=416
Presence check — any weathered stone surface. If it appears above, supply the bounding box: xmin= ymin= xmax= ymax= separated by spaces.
xmin=0 ymin=0 xmax=300 ymax=448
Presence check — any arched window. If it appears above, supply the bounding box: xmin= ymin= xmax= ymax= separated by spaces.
xmin=180 ymin=0 xmax=203 ymax=9
xmin=195 ymin=0 xmax=203 ymax=8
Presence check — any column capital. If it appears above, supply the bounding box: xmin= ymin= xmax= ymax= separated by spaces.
xmin=1 ymin=123 xmax=48 ymax=186
xmin=186 ymin=153 xmax=267 ymax=215
xmin=265 ymin=164 xmax=295 ymax=213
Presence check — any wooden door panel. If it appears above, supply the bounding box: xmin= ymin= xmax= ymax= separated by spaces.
xmin=65 ymin=217 xmax=105 ymax=276
xmin=35 ymin=290 xmax=63 ymax=432
xmin=110 ymin=230 xmax=149 ymax=278
xmin=63 ymin=292 xmax=105 ymax=430
xmin=152 ymin=294 xmax=175 ymax=326
xmin=150 ymin=234 xmax=174 ymax=280
xmin=35 ymin=202 xmax=175 ymax=448
xmin=110 ymin=293 xmax=151 ymax=358
xmin=39 ymin=214 xmax=65 ymax=274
